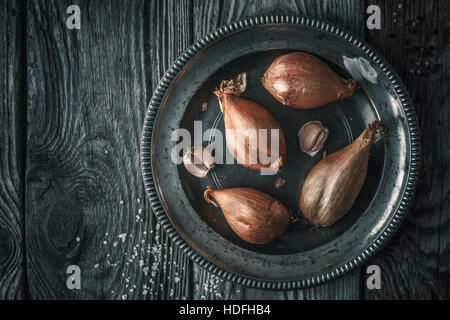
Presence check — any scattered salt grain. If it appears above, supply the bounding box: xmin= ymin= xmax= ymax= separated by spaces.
xmin=76 ymin=237 xmax=80 ymax=242
xmin=119 ymin=200 xmax=124 ymax=205
xmin=94 ymin=264 xmax=99 ymax=268
xmin=118 ymin=233 xmax=127 ymax=242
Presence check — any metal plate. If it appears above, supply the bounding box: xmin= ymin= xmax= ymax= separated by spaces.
xmin=141 ymin=16 xmax=421 ymax=290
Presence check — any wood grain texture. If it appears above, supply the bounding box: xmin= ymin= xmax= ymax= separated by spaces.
xmin=0 ymin=0 xmax=26 ymax=299
xmin=26 ymin=0 xmax=192 ymax=299
xmin=364 ymin=0 xmax=450 ymax=299
xmin=192 ymin=0 xmax=366 ymax=300
xmin=20 ymin=0 xmax=449 ymax=300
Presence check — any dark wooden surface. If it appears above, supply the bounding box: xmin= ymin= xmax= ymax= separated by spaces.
xmin=0 ymin=0 xmax=26 ymax=299
xmin=0 ymin=0 xmax=448 ymax=300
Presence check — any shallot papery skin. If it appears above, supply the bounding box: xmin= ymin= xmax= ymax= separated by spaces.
xmin=263 ymin=52 xmax=357 ymax=109
xmin=299 ymin=121 xmax=386 ymax=226
xmin=214 ymin=85 xmax=286 ymax=171
xmin=204 ymin=186 xmax=291 ymax=244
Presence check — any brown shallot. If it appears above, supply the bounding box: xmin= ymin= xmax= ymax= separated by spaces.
xmin=263 ymin=52 xmax=357 ymax=109
xmin=204 ymin=186 xmax=291 ymax=244
xmin=215 ymin=74 xmax=286 ymax=171
xmin=299 ymin=121 xmax=386 ymax=226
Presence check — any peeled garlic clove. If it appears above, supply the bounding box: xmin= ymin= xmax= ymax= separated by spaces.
xmin=215 ymin=77 xmax=286 ymax=171
xmin=183 ymin=146 xmax=215 ymax=178
xmin=204 ymin=186 xmax=291 ymax=244
xmin=299 ymin=121 xmax=386 ymax=226
xmin=298 ymin=121 xmax=329 ymax=156
xmin=263 ymin=52 xmax=357 ymax=109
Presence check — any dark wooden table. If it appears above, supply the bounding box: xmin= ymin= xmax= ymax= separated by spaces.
xmin=0 ymin=0 xmax=448 ymax=300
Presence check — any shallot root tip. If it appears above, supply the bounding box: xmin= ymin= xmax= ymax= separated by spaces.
xmin=363 ymin=121 xmax=386 ymax=142
xmin=216 ymin=73 xmax=247 ymax=96
xmin=204 ymin=186 xmax=219 ymax=207
xmin=370 ymin=120 xmax=386 ymax=142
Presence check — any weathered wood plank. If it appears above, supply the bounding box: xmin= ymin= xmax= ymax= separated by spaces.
xmin=364 ymin=0 xmax=450 ymax=299
xmin=26 ymin=0 xmax=192 ymax=299
xmin=192 ymin=0 xmax=366 ymax=300
xmin=0 ymin=0 xmax=27 ymax=300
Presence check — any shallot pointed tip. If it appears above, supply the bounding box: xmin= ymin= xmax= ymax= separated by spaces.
xmin=204 ymin=186 xmax=219 ymax=207
xmin=339 ymin=78 xmax=358 ymax=99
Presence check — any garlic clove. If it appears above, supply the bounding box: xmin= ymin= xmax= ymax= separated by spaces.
xmin=298 ymin=121 xmax=329 ymax=156
xmin=183 ymin=146 xmax=215 ymax=178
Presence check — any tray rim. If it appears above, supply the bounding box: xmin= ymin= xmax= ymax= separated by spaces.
xmin=140 ymin=15 xmax=421 ymax=290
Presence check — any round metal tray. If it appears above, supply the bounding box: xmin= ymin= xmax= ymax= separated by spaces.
xmin=141 ymin=16 xmax=421 ymax=290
